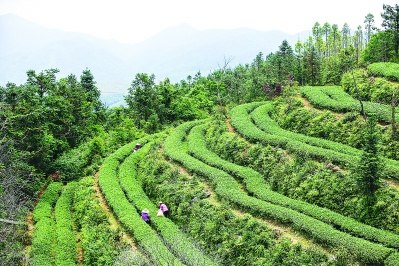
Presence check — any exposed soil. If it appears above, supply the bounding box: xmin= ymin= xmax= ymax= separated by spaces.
xmin=177 ymin=165 xmax=190 ymax=177
xmin=93 ymin=172 xmax=138 ymax=250
xmin=300 ymin=97 xmax=313 ymax=109
xmin=226 ymin=118 xmax=236 ymax=133
xmin=386 ymin=178 xmax=399 ymax=191
xmin=297 ymin=96 xmax=344 ymax=119
xmin=76 ymin=232 xmax=84 ymax=265
xmin=172 ymin=161 xmax=330 ymax=256
xmin=26 ymin=212 xmax=34 ymax=239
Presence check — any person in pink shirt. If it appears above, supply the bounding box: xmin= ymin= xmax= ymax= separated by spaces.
xmin=158 ymin=201 xmax=169 ymax=217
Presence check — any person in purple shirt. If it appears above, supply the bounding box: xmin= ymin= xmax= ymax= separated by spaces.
xmin=133 ymin=143 xmax=142 ymax=152
xmin=141 ymin=209 xmax=150 ymax=224
xmin=159 ymin=202 xmax=169 ymax=217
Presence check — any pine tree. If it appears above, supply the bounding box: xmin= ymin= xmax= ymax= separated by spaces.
xmin=80 ymin=68 xmax=101 ymax=105
xmin=364 ymin=13 xmax=375 ymax=45
xmin=382 ymin=4 xmax=399 ymax=57
xmin=356 ymin=116 xmax=382 ymax=212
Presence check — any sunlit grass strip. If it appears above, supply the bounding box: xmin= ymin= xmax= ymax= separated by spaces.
xmin=119 ymin=142 xmax=218 ymax=266
xmin=31 ymin=182 xmax=63 ymax=266
xmin=368 ymin=62 xmax=399 ymax=81
xmin=230 ymin=102 xmax=353 ymax=166
xmin=54 ymin=182 xmax=78 ymax=266
xmin=188 ymin=123 xmax=399 ymax=249
xmin=98 ymin=141 xmax=182 ymax=266
xmin=164 ymin=121 xmax=395 ymax=265
xmin=300 ymin=86 xmax=396 ymax=123
xmin=231 ymin=102 xmax=399 ymax=179
xmin=252 ymin=103 xmax=359 ymax=157
xmin=33 ymin=182 xmax=63 ymax=222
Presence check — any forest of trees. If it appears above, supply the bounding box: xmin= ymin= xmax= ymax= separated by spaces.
xmin=2 ymin=3 xmax=399 ymax=265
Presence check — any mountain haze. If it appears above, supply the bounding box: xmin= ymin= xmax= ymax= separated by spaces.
xmin=0 ymin=14 xmax=309 ymax=95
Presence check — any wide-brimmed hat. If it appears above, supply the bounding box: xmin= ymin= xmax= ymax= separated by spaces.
xmin=159 ymin=201 xmax=163 ymax=204
xmin=142 ymin=209 xmax=149 ymax=213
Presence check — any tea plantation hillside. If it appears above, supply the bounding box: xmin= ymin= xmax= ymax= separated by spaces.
xmin=27 ymin=84 xmax=399 ymax=265
xmin=6 ymin=11 xmax=399 ymax=263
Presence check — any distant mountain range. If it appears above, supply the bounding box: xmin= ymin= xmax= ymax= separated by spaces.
xmin=0 ymin=14 xmax=309 ymax=104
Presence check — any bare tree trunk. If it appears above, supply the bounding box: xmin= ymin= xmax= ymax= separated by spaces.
xmin=359 ymin=100 xmax=366 ymax=120
xmin=350 ymin=69 xmax=367 ymax=120
xmin=0 ymin=218 xmax=25 ymax=225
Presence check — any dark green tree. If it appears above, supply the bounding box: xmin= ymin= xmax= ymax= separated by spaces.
xmin=342 ymin=23 xmax=351 ymax=49
xmin=312 ymin=22 xmax=323 ymax=54
xmin=382 ymin=4 xmax=399 ymax=57
xmin=294 ymin=41 xmax=305 ymax=85
xmin=80 ymin=68 xmax=102 ymax=110
xmin=125 ymin=73 xmax=158 ymax=128
xmin=364 ymin=13 xmax=375 ymax=45
xmin=276 ymin=40 xmax=295 ymax=83
xmin=155 ymin=78 xmax=177 ymax=123
xmin=340 ymin=47 xmax=367 ymax=119
xmin=356 ymin=116 xmax=382 ymax=213
xmin=303 ymin=45 xmax=321 ymax=85
xmin=331 ymin=24 xmax=340 ymax=55
xmin=363 ymin=31 xmax=394 ymax=62
xmin=26 ymin=68 xmax=59 ymax=97
xmin=322 ymin=22 xmax=331 ymax=56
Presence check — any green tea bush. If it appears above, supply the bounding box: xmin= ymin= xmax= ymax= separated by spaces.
xmin=31 ymin=182 xmax=62 ymax=266
xmin=368 ymin=62 xmax=399 ymax=81
xmin=301 ymin=86 xmax=398 ymax=123
xmin=230 ymin=102 xmax=399 ymax=179
xmin=72 ymin=177 xmax=125 ymax=265
xmin=54 ymin=182 xmax=78 ymax=266
xmin=251 ymin=103 xmax=360 ymax=157
xmin=98 ymin=142 xmax=182 ymax=265
xmin=230 ymin=102 xmax=353 ymax=166
xmin=139 ymin=147 xmax=331 ymax=265
xmin=119 ymin=143 xmax=217 ymax=265
xmin=33 ymin=182 xmax=62 ymax=222
xmin=164 ymin=121 xmax=395 ymax=264
xmin=30 ymin=218 xmax=55 ymax=266
xmin=188 ymin=123 xmax=399 ymax=249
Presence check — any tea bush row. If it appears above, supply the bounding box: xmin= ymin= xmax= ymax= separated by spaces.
xmin=164 ymin=121 xmax=396 ymax=265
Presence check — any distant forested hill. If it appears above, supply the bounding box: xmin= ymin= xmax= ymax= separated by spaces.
xmin=0 ymin=14 xmax=308 ymax=92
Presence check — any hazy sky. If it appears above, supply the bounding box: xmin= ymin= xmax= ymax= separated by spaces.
xmin=0 ymin=0 xmax=397 ymax=43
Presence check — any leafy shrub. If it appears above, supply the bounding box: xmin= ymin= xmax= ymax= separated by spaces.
xmin=72 ymin=177 xmax=123 ymax=266
xmin=368 ymin=62 xmax=399 ymax=81
xmin=53 ymin=125 xmax=144 ymax=181
xmin=139 ymin=147 xmax=330 ymax=265
xmin=118 ymin=143 xmax=217 ymax=265
xmin=188 ymin=123 xmax=399 ymax=249
xmin=98 ymin=141 xmax=183 ymax=265
xmin=301 ymin=86 xmax=397 ymax=123
xmin=54 ymin=182 xmax=77 ymax=266
xmin=31 ymin=182 xmax=62 ymax=265
xmin=164 ymin=121 xmax=395 ymax=264
xmin=32 ymin=182 xmax=62 ymax=222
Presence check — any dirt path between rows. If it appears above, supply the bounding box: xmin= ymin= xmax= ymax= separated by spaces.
xmin=299 ymin=96 xmax=313 ymax=109
xmin=297 ymin=96 xmax=344 ymax=119
xmin=226 ymin=118 xmax=236 ymax=133
xmin=230 ymin=208 xmax=330 ymax=253
xmin=94 ymin=172 xmax=139 ymax=251
xmin=386 ymin=178 xmax=399 ymax=191
xmin=174 ymin=160 xmax=329 ymax=255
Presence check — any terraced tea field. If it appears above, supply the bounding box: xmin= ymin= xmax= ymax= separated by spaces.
xmin=29 ymin=88 xmax=399 ymax=265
